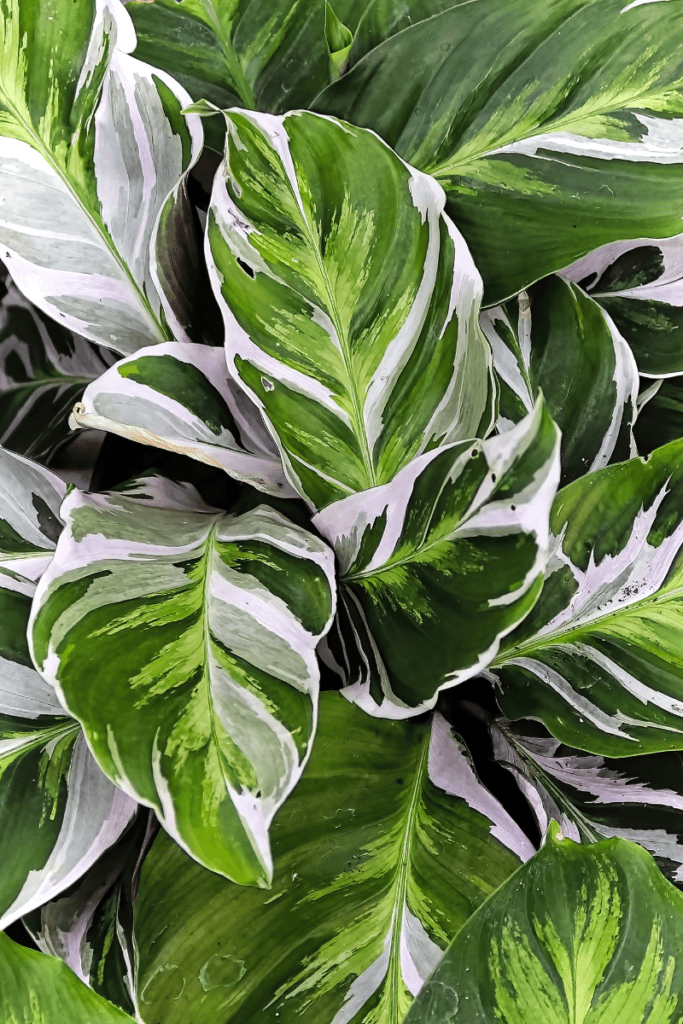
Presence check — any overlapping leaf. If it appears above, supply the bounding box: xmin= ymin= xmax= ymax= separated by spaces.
xmin=206 ymin=108 xmax=494 ymax=510
xmin=0 ymin=444 xmax=65 ymax=580
xmin=69 ymin=341 xmax=297 ymax=497
xmin=30 ymin=475 xmax=337 ymax=885
xmin=24 ymin=811 xmax=157 ymax=1017
xmin=406 ymin=823 xmax=683 ymax=1024
xmin=0 ymin=931 xmax=135 ymax=1023
xmin=314 ymin=399 xmax=560 ymax=718
xmin=634 ymin=377 xmax=683 ymax=456
xmin=128 ymin=0 xmax=330 ymax=152
xmin=492 ymin=439 xmax=683 ymax=756
xmin=134 ymin=693 xmax=532 ymax=1024
xmin=315 ymin=0 xmax=683 ymax=302
xmin=0 ymin=277 xmax=115 ymax=462
xmin=0 ymin=0 xmax=203 ymax=353
xmin=563 ymin=234 xmax=683 ymax=376
xmin=492 ymin=718 xmax=683 ymax=887
xmin=481 ymin=275 xmax=638 ymax=484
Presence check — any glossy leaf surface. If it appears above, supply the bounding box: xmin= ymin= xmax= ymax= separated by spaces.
xmin=0 ymin=931 xmax=135 ymax=1023
xmin=70 ymin=341 xmax=297 ymax=498
xmin=405 ymin=823 xmax=683 ymax=1024
xmin=316 ymin=0 xmax=683 ymax=302
xmin=482 ymin=275 xmax=638 ymax=484
xmin=207 ymin=108 xmax=494 ymax=510
xmin=0 ymin=0 xmax=202 ymax=352
xmin=493 ymin=440 xmax=683 ymax=756
xmin=134 ymin=693 xmax=532 ymax=1024
xmin=314 ymin=399 xmax=560 ymax=717
xmin=30 ymin=476 xmax=337 ymax=885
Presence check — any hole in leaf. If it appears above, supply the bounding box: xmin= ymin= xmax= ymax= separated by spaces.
xmin=236 ymin=258 xmax=254 ymax=278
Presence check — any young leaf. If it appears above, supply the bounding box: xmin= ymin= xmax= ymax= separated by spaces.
xmin=206 ymin=108 xmax=494 ymax=510
xmin=69 ymin=342 xmax=297 ymax=498
xmin=0 ymin=0 xmax=202 ymax=353
xmin=313 ymin=398 xmax=560 ymax=718
xmin=128 ymin=0 xmax=330 ymax=152
xmin=325 ymin=2 xmax=353 ymax=77
xmin=492 ymin=718 xmax=683 ymax=887
xmin=0 ymin=277 xmax=115 ymax=462
xmin=134 ymin=693 xmax=533 ymax=1024
xmin=0 ymin=931 xmax=135 ymax=1023
xmin=29 ymin=476 xmax=337 ymax=886
xmin=315 ymin=0 xmax=683 ymax=303
xmin=24 ymin=810 xmax=157 ymax=1017
xmin=492 ymin=439 xmax=683 ymax=756
xmin=404 ymin=823 xmax=683 ymax=1024
xmin=481 ymin=275 xmax=638 ymax=484
xmin=0 ymin=569 xmax=137 ymax=930
xmin=0 ymin=445 xmax=66 ymax=580
xmin=563 ymin=235 xmax=683 ymax=376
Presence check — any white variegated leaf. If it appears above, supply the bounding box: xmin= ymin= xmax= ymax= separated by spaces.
xmin=69 ymin=342 xmax=296 ymax=498
xmin=0 ymin=445 xmax=66 ymax=580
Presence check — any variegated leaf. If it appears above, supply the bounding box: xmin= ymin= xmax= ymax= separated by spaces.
xmin=24 ymin=810 xmax=157 ymax=1017
xmin=128 ymin=0 xmax=330 ymax=153
xmin=492 ymin=439 xmax=683 ymax=756
xmin=0 ymin=568 xmax=137 ymax=930
xmin=69 ymin=341 xmax=297 ymax=498
xmin=0 ymin=444 xmax=65 ymax=580
xmin=315 ymin=0 xmax=683 ymax=303
xmin=563 ymin=234 xmax=683 ymax=376
xmin=405 ymin=823 xmax=683 ymax=1024
xmin=0 ymin=0 xmax=203 ymax=353
xmin=0 ymin=931 xmax=135 ymax=1023
xmin=481 ymin=275 xmax=638 ymax=484
xmin=29 ymin=475 xmax=337 ymax=885
xmin=0 ymin=277 xmax=115 ymax=462
xmin=313 ymin=399 xmax=560 ymax=718
xmin=207 ymin=108 xmax=494 ymax=511
xmin=492 ymin=718 xmax=683 ymax=887
xmin=134 ymin=693 xmax=532 ymax=1024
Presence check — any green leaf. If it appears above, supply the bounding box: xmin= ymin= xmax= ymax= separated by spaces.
xmin=481 ymin=275 xmax=638 ymax=484
xmin=0 ymin=444 xmax=65 ymax=580
xmin=405 ymin=823 xmax=683 ymax=1024
xmin=315 ymin=0 xmax=683 ymax=303
xmin=0 ymin=567 xmax=136 ymax=930
xmin=0 ymin=0 xmax=203 ymax=353
xmin=24 ymin=811 xmax=157 ymax=1017
xmin=349 ymin=0 xmax=464 ymax=66
xmin=134 ymin=693 xmax=533 ymax=1024
xmin=325 ymin=2 xmax=353 ymax=77
xmin=313 ymin=398 xmax=560 ymax=717
xmin=0 ymin=931 xmax=135 ymax=1023
xmin=0 ymin=277 xmax=115 ymax=462
xmin=128 ymin=0 xmax=330 ymax=153
xmin=492 ymin=439 xmax=683 ymax=756
xmin=563 ymin=235 xmax=683 ymax=376
xmin=492 ymin=717 xmax=683 ymax=887
xmin=69 ymin=341 xmax=297 ymax=498
xmin=30 ymin=475 xmax=337 ymax=885
xmin=634 ymin=378 xmax=683 ymax=457
xmin=206 ymin=108 xmax=494 ymax=511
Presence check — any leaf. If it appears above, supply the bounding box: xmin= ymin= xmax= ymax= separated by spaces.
xmin=314 ymin=0 xmax=683 ymax=303
xmin=29 ymin=475 xmax=337 ymax=885
xmin=0 ymin=931 xmax=135 ymax=1023
xmin=349 ymin=0 xmax=465 ymax=66
xmin=0 ymin=444 xmax=66 ymax=580
xmin=563 ymin=235 xmax=683 ymax=376
xmin=491 ymin=717 xmax=683 ymax=888
xmin=0 ymin=568 xmax=137 ymax=930
xmin=405 ymin=823 xmax=683 ymax=1024
xmin=313 ymin=398 xmax=560 ymax=718
xmin=128 ymin=0 xmax=329 ymax=153
xmin=325 ymin=2 xmax=353 ymax=77
xmin=206 ymin=108 xmax=494 ymax=511
xmin=134 ymin=693 xmax=533 ymax=1024
xmin=0 ymin=0 xmax=203 ymax=353
xmin=0 ymin=276 xmax=115 ymax=462
xmin=634 ymin=377 xmax=683 ymax=457
xmin=24 ymin=811 xmax=157 ymax=1017
xmin=492 ymin=439 xmax=683 ymax=756
xmin=481 ymin=275 xmax=638 ymax=484
xmin=69 ymin=341 xmax=297 ymax=498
